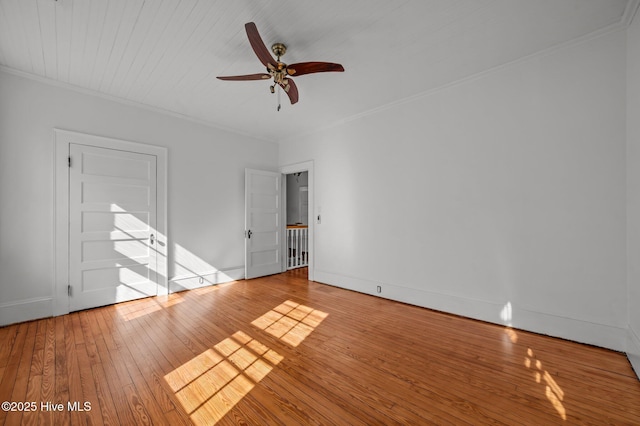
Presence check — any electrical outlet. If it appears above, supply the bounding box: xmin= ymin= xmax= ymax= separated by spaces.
xmin=376 ymin=285 xmax=382 ymax=293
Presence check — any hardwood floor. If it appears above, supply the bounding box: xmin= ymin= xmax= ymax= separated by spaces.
xmin=1 ymin=268 xmax=639 ymax=425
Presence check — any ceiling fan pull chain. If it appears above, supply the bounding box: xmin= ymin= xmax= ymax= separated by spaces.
xmin=277 ymin=84 xmax=281 ymax=111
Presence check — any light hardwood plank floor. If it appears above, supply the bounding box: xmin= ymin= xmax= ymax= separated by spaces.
xmin=1 ymin=268 xmax=639 ymax=425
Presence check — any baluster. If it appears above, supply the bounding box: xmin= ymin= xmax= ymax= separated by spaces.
xmin=295 ymin=228 xmax=299 ymax=267
xmin=303 ymin=228 xmax=307 ymax=266
xmin=301 ymin=228 xmax=305 ymax=266
xmin=286 ymin=227 xmax=309 ymax=269
xmin=287 ymin=229 xmax=292 ymax=269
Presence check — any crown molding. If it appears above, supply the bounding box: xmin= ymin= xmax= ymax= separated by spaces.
xmin=280 ymin=20 xmax=629 ymax=145
xmin=623 ymin=0 xmax=640 ymax=26
xmin=0 ymin=65 xmax=276 ymax=144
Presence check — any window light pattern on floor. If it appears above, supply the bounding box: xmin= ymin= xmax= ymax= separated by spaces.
xmin=165 ymin=301 xmax=328 ymax=425
xmin=251 ymin=300 xmax=329 ymax=347
xmin=164 ymin=331 xmax=283 ymax=425
xmin=524 ymin=347 xmax=567 ymax=420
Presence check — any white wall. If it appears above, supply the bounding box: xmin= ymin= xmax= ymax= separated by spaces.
xmin=286 ymin=172 xmax=308 ymax=225
xmin=0 ymin=70 xmax=278 ymax=325
xmin=627 ymin=9 xmax=640 ymax=376
xmin=280 ymin=30 xmax=628 ymax=351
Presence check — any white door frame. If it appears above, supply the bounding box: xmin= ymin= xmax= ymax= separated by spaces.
xmin=280 ymin=161 xmax=314 ymax=281
xmin=53 ymin=129 xmax=168 ymax=316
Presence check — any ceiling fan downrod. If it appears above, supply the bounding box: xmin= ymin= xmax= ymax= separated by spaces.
xmin=271 ymin=43 xmax=286 ymax=61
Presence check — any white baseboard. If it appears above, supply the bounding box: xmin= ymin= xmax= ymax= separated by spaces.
xmin=313 ymin=269 xmax=628 ymax=352
xmin=628 ymin=327 xmax=640 ymax=380
xmin=510 ymin=306 xmax=628 ymax=352
xmin=169 ymin=267 xmax=245 ymax=293
xmin=0 ymin=297 xmax=53 ymax=326
xmin=0 ymin=269 xmax=246 ymax=326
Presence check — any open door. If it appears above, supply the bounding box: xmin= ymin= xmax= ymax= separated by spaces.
xmin=245 ymin=169 xmax=283 ymax=279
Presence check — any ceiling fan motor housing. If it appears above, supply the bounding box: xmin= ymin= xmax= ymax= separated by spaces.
xmin=271 ymin=43 xmax=287 ymax=59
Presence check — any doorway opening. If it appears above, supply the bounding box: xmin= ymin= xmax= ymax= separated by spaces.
xmin=285 ymin=172 xmax=309 ymax=272
xmin=280 ymin=161 xmax=314 ymax=281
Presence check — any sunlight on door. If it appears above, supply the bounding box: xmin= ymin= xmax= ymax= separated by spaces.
xmin=107 ymin=203 xmax=235 ymax=315
xmin=108 ymin=203 xmax=162 ymax=294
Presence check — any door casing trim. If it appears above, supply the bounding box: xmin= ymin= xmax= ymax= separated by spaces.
xmin=53 ymin=129 xmax=168 ymax=316
xmin=280 ymin=161 xmax=314 ymax=281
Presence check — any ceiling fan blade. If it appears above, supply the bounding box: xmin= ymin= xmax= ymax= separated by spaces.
xmin=245 ymin=22 xmax=277 ymax=69
xmin=286 ymin=62 xmax=344 ymax=76
xmin=217 ymin=73 xmax=271 ymax=81
xmin=279 ymin=78 xmax=299 ymax=104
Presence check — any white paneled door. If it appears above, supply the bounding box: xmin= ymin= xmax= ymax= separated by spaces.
xmin=245 ymin=169 xmax=283 ymax=279
xmin=69 ymin=144 xmax=158 ymax=312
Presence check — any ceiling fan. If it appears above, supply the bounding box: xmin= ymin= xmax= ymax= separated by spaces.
xmin=217 ymin=22 xmax=344 ymax=107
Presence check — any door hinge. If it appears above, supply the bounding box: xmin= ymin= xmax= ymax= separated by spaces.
xmin=68 ymin=284 xmax=72 ymax=297
xmin=68 ymin=156 xmax=71 ymax=168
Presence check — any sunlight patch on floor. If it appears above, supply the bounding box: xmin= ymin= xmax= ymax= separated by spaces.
xmin=157 ymin=293 xmax=185 ymax=308
xmin=164 ymin=331 xmax=283 ymax=425
xmin=504 ymin=327 xmax=518 ymax=343
xmin=165 ymin=299 xmax=328 ymax=424
xmin=116 ymin=301 xmax=162 ymax=321
xmin=251 ymin=300 xmax=328 ymax=347
xmin=115 ymin=293 xmax=185 ymax=321
xmin=525 ymin=347 xmax=567 ymax=420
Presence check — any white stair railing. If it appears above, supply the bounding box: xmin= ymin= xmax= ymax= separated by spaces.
xmin=286 ymin=226 xmax=308 ymax=269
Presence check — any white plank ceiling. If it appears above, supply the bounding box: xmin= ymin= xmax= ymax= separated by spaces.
xmin=0 ymin=0 xmax=636 ymax=142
